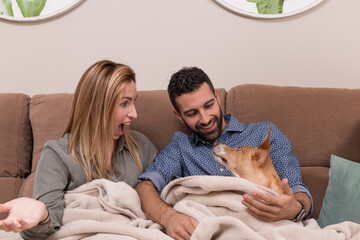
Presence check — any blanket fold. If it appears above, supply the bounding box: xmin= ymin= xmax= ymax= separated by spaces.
xmin=161 ymin=176 xmax=360 ymax=240
xmin=47 ymin=179 xmax=171 ymax=240
xmin=1 ymin=176 xmax=359 ymax=240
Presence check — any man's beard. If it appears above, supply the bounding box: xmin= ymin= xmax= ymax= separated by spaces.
xmin=182 ymin=108 xmax=224 ymax=143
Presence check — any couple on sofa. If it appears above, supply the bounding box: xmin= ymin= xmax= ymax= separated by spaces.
xmin=0 ymin=60 xmax=312 ymax=240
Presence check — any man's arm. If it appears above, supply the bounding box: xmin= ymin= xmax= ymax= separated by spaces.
xmin=136 ymin=180 xmax=198 ymax=240
xmin=294 ymin=191 xmax=311 ymax=217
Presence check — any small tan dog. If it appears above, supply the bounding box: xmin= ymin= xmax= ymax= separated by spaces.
xmin=212 ymin=127 xmax=283 ymax=194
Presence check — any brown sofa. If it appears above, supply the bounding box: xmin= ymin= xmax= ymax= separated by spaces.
xmin=1 ymin=84 xmax=360 ymax=220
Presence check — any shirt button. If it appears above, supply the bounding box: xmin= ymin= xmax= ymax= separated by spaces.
xmin=219 ymin=168 xmax=224 ymax=172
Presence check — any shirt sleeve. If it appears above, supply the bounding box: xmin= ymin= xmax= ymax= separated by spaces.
xmin=138 ymin=133 xmax=184 ymax=193
xmin=20 ymin=145 xmax=69 ymax=240
xmin=268 ymin=123 xmax=313 ymax=218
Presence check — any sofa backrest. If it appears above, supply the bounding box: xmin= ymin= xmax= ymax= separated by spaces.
xmin=0 ymin=93 xmax=32 ymax=178
xmin=17 ymin=93 xmax=74 ymax=199
xmin=30 ymin=94 xmax=74 ymax=172
xmin=226 ymin=84 xmax=360 ymax=218
xmin=0 ymin=93 xmax=32 ymax=218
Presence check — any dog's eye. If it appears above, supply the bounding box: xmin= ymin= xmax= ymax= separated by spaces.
xmin=237 ymin=147 xmax=242 ymax=151
xmin=220 ymin=157 xmax=228 ymax=163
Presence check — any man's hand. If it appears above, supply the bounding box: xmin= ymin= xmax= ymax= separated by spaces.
xmin=0 ymin=197 xmax=48 ymax=232
xmin=163 ymin=211 xmax=198 ymax=240
xmin=136 ymin=180 xmax=198 ymax=240
xmin=241 ymin=178 xmax=309 ymax=222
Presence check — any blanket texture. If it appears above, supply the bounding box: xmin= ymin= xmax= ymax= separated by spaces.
xmin=1 ymin=176 xmax=360 ymax=239
xmin=160 ymin=175 xmax=360 ymax=240
xmin=47 ymin=179 xmax=172 ymax=240
xmin=0 ymin=179 xmax=172 ymax=240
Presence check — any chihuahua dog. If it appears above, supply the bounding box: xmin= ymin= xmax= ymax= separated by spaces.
xmin=212 ymin=127 xmax=283 ymax=194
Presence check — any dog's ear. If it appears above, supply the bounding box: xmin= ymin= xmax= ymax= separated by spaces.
xmin=253 ymin=127 xmax=272 ymax=167
xmin=253 ymin=148 xmax=268 ymax=167
xmin=258 ymin=126 xmax=272 ymax=152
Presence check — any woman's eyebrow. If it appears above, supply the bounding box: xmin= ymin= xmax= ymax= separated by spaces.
xmin=122 ymin=94 xmax=138 ymax=101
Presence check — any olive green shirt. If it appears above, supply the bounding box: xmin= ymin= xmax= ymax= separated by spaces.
xmin=20 ymin=131 xmax=157 ymax=240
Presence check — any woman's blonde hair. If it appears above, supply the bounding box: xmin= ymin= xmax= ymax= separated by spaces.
xmin=63 ymin=60 xmax=141 ymax=182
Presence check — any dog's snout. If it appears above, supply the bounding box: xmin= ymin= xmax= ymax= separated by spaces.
xmin=212 ymin=143 xmax=224 ymax=157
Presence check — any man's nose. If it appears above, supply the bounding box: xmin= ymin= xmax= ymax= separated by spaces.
xmin=199 ymin=110 xmax=211 ymax=124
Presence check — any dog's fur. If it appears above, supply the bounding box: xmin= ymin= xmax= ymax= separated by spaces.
xmin=212 ymin=127 xmax=283 ymax=194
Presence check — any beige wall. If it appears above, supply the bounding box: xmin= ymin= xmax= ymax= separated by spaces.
xmin=0 ymin=0 xmax=359 ymax=96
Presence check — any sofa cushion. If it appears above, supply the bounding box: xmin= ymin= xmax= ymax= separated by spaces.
xmin=300 ymin=166 xmax=329 ymax=219
xmin=132 ymin=89 xmax=227 ymax=152
xmin=0 ymin=93 xmax=32 ymax=178
xmin=30 ymin=94 xmax=73 ymax=172
xmin=226 ymin=84 xmax=360 ymax=168
xmin=317 ymin=155 xmax=360 ymax=227
xmin=18 ymin=172 xmax=35 ymax=199
xmin=0 ymin=177 xmax=24 ymax=219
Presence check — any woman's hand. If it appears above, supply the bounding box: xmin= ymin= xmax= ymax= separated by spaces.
xmin=0 ymin=197 xmax=48 ymax=232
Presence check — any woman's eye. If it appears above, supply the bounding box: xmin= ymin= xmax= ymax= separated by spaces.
xmin=120 ymin=102 xmax=127 ymax=107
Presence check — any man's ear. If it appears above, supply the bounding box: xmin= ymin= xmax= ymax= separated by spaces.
xmin=215 ymin=89 xmax=220 ymax=104
xmin=173 ymin=109 xmax=184 ymax=123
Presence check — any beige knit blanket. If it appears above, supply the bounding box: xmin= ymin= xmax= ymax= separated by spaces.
xmin=47 ymin=179 xmax=172 ymax=240
xmin=160 ymin=175 xmax=360 ymax=240
xmin=0 ymin=179 xmax=172 ymax=240
xmin=1 ymin=176 xmax=360 ymax=240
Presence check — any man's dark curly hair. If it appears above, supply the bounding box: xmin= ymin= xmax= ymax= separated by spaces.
xmin=167 ymin=67 xmax=215 ymax=113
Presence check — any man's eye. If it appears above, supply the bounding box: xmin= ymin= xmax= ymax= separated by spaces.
xmin=186 ymin=112 xmax=196 ymax=117
xmin=205 ymin=103 xmax=213 ymax=109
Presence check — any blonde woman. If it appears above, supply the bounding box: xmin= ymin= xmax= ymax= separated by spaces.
xmin=0 ymin=60 xmax=157 ymax=239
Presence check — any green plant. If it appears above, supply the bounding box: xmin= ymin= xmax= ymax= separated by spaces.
xmin=16 ymin=0 xmax=47 ymax=17
xmin=247 ymin=0 xmax=284 ymax=14
xmin=0 ymin=0 xmax=14 ymax=16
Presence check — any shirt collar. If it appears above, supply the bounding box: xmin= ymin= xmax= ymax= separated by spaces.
xmin=116 ymin=136 xmax=128 ymax=152
xmin=192 ymin=114 xmax=245 ymax=145
xmin=225 ymin=114 xmax=246 ymax=132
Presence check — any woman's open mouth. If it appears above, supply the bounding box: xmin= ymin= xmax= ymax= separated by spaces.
xmin=114 ymin=124 xmax=125 ymax=139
